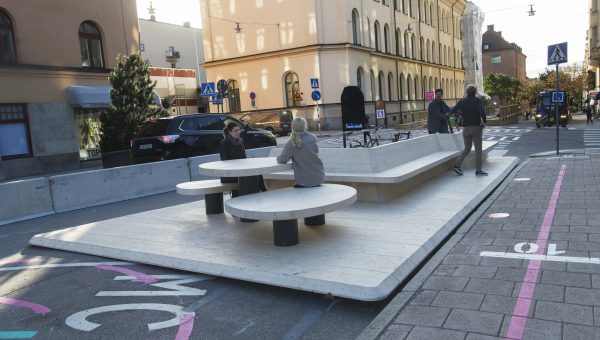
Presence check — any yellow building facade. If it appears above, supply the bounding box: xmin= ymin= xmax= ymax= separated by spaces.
xmin=0 ymin=0 xmax=138 ymax=180
xmin=200 ymin=0 xmax=467 ymax=129
xmin=588 ymin=0 xmax=600 ymax=91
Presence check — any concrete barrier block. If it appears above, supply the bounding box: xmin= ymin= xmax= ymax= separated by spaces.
xmin=0 ymin=177 xmax=54 ymax=225
xmin=50 ymin=159 xmax=190 ymax=213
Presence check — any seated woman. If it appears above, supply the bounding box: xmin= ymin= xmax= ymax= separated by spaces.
xmin=276 ymin=117 xmax=325 ymax=188
xmin=219 ymin=122 xmax=267 ymax=196
xmin=219 ymin=122 xmax=245 ymax=197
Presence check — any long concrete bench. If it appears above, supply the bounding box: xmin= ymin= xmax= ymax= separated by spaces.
xmin=265 ymin=133 xmax=495 ymax=203
xmin=176 ymin=179 xmax=239 ymax=214
xmin=225 ymin=184 xmax=357 ymax=246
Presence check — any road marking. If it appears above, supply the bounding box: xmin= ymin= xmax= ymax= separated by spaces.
xmin=97 ymin=275 xmax=210 ymax=296
xmin=65 ymin=303 xmax=195 ymax=332
xmin=0 ymin=261 xmax=133 ymax=272
xmin=513 ymin=178 xmax=531 ymax=181
xmin=504 ymin=164 xmax=566 ymax=340
xmin=96 ymin=264 xmax=157 ymax=284
xmin=488 ymin=213 xmax=509 ymax=218
xmin=480 ymin=252 xmax=600 ymax=264
xmin=0 ymin=332 xmax=37 ymax=339
xmin=0 ymin=297 xmax=50 ymax=315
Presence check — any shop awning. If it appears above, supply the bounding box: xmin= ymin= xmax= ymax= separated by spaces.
xmin=67 ymin=86 xmax=161 ymax=108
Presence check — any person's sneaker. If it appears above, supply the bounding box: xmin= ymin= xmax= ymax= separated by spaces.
xmin=475 ymin=170 xmax=488 ymax=176
xmin=453 ymin=166 xmax=463 ymax=176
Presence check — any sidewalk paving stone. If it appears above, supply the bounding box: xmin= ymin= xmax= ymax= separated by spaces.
xmin=534 ymin=301 xmax=595 ymax=326
xmin=405 ymin=326 xmax=465 ymax=340
xmin=498 ymin=317 xmax=563 ymax=340
xmin=443 ymin=309 xmax=503 ymax=335
xmin=393 ymin=305 xmax=450 ymax=327
xmin=431 ymin=291 xmax=484 ymax=310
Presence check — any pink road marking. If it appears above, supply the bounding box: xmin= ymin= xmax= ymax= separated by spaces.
xmin=95 ymin=264 xmax=157 ymax=284
xmin=174 ymin=314 xmax=195 ymax=340
xmin=0 ymin=297 xmax=51 ymax=315
xmin=505 ymin=164 xmax=566 ymax=340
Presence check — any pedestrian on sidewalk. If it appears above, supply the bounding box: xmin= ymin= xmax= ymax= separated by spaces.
xmin=450 ymin=85 xmax=488 ymax=176
xmin=585 ymin=104 xmax=593 ymax=124
xmin=427 ymin=89 xmax=451 ymax=134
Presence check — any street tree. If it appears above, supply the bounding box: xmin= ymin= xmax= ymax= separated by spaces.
xmin=483 ymin=73 xmax=522 ymax=104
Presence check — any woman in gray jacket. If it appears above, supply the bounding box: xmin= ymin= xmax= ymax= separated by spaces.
xmin=276 ymin=117 xmax=325 ymax=187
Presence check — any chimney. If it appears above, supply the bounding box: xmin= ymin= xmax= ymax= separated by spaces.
xmin=183 ymin=21 xmax=191 ymax=27
xmin=487 ymin=24 xmax=494 ymax=31
xmin=150 ymin=15 xmax=156 ymax=21
xmin=498 ymin=31 xmax=502 ymax=37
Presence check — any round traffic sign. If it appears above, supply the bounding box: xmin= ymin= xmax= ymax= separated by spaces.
xmin=249 ymin=92 xmax=256 ymax=99
xmin=311 ymin=90 xmax=321 ymax=101
xmin=217 ymin=79 xmax=228 ymax=93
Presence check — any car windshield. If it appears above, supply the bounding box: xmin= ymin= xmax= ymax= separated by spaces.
xmin=280 ymin=111 xmax=293 ymax=121
xmin=136 ymin=120 xmax=171 ymax=137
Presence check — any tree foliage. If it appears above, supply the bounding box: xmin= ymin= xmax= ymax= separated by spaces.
xmin=483 ymin=73 xmax=522 ymax=104
xmin=535 ymin=63 xmax=591 ymax=107
xmin=100 ymin=52 xmax=166 ymax=152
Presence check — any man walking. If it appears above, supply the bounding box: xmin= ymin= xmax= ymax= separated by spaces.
xmin=427 ymin=89 xmax=451 ymax=134
xmin=450 ymin=85 xmax=488 ymax=176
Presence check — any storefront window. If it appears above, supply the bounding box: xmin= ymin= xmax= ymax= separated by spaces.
xmin=74 ymin=108 xmax=103 ymax=160
xmin=0 ymin=104 xmax=31 ymax=159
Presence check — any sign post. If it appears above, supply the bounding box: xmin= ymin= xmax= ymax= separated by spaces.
xmin=547 ymin=42 xmax=568 ymax=155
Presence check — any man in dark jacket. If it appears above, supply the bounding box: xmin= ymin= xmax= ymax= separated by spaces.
xmin=427 ymin=88 xmax=451 ymax=134
xmin=450 ymin=85 xmax=488 ymax=176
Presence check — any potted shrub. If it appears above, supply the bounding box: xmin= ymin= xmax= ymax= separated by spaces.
xmin=99 ymin=52 xmax=166 ymax=168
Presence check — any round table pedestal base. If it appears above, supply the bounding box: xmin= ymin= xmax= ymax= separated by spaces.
xmin=273 ymin=220 xmax=299 ymax=246
xmin=205 ymin=193 xmax=224 ymax=214
xmin=304 ymin=214 xmax=325 ymax=226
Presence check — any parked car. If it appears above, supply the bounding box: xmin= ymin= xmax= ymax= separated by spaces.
xmin=233 ymin=110 xmax=293 ymax=136
xmin=131 ymin=113 xmax=277 ymax=163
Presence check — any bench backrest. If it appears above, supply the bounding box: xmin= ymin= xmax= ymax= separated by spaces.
xmin=269 ymin=133 xmax=462 ymax=174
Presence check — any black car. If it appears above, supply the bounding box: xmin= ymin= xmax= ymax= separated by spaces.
xmin=234 ymin=110 xmax=293 ymax=136
xmin=131 ymin=113 xmax=277 ymax=163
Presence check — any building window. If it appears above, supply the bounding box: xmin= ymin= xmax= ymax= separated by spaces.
xmin=75 ymin=108 xmax=102 ymax=160
xmin=284 ymin=71 xmax=301 ymax=107
xmin=407 ymin=75 xmax=413 ymax=99
xmin=352 ymin=9 xmax=361 ymax=45
xmin=399 ymin=73 xmax=405 ymax=100
xmin=491 ymin=55 xmax=501 ymax=64
xmin=483 ymin=43 xmax=490 ymax=50
xmin=0 ymin=9 xmax=17 ymax=64
xmin=378 ymin=72 xmax=385 ymax=100
xmin=79 ymin=21 xmax=104 ymax=68
xmin=227 ymin=79 xmax=241 ymax=112
xmin=384 ymin=24 xmax=390 ymax=53
xmin=357 ymin=67 xmax=364 ymax=91
xmin=370 ymin=70 xmax=376 ymax=101
xmin=140 ymin=43 xmax=145 ymax=51
xmin=388 ymin=72 xmax=394 ymax=101
xmin=374 ymin=21 xmax=380 ymax=51
xmin=0 ymin=104 xmax=31 ymax=159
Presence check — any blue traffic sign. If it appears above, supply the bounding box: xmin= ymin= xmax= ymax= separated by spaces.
xmin=311 ymin=90 xmax=321 ymax=101
xmin=249 ymin=91 xmax=256 ymax=99
xmin=310 ymin=78 xmax=320 ymax=89
xmin=547 ymin=42 xmax=568 ymax=65
xmin=200 ymin=82 xmax=215 ymax=96
xmin=552 ymin=91 xmax=565 ymax=103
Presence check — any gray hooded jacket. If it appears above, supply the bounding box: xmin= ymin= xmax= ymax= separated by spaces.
xmin=276 ymin=131 xmax=325 ymax=187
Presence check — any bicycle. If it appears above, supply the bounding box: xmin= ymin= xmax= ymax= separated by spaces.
xmin=348 ymin=126 xmax=381 ymax=148
xmin=392 ymin=130 xmax=411 ymax=142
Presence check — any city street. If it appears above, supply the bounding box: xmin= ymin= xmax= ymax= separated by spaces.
xmin=1 ymin=115 xmax=596 ymax=339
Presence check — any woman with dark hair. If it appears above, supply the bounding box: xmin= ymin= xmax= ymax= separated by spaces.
xmin=219 ymin=122 xmax=266 ymax=196
xmin=219 ymin=122 xmax=245 ymax=197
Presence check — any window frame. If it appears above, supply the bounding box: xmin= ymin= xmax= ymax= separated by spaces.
xmin=78 ymin=21 xmax=105 ymax=68
xmin=0 ymin=9 xmax=17 ymax=64
xmin=0 ymin=103 xmax=32 ymax=160
xmin=284 ymin=71 xmax=301 ymax=107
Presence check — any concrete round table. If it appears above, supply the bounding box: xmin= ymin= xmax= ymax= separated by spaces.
xmin=199 ymin=157 xmax=292 ymax=222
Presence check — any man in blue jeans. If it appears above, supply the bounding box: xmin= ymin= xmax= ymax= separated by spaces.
xmin=450 ymin=85 xmax=488 ymax=176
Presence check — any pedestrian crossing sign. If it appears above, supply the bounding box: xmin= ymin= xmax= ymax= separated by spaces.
xmin=200 ymin=82 xmax=215 ymax=96
xmin=547 ymin=42 xmax=567 ymax=65
xmin=310 ymin=78 xmax=319 ymax=89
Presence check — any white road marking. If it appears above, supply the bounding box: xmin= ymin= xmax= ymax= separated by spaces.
xmin=480 ymin=251 xmax=600 ymax=264
xmin=97 ymin=275 xmax=211 ymax=297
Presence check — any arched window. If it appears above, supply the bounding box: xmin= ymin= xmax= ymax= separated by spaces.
xmin=395 ymin=29 xmax=401 ymax=55
xmin=367 ymin=18 xmax=372 ymax=48
xmin=404 ymin=32 xmax=409 ymax=57
xmin=388 ymin=72 xmax=394 ymax=101
xmin=402 ymin=0 xmax=407 ymax=14
xmin=420 ymin=37 xmax=424 ymax=60
xmin=434 ymin=77 xmax=438 ymax=89
xmin=438 ymin=42 xmax=442 ymax=64
xmin=79 ymin=21 xmax=104 ymax=67
xmin=441 ymin=78 xmax=445 ymax=92
xmin=352 ymin=9 xmax=361 ymax=45
xmin=450 ymin=81 xmax=454 ymax=98
xmin=399 ymin=73 xmax=405 ymax=100
xmin=378 ymin=71 xmax=385 ymax=100
xmin=443 ymin=46 xmax=447 ymax=65
xmin=426 ymin=39 xmax=430 ymax=62
xmin=357 ymin=67 xmax=364 ymax=91
xmin=384 ymin=24 xmax=390 ymax=53
xmin=411 ymin=34 xmax=416 ymax=59
xmin=414 ymin=76 xmax=419 ymax=99
xmin=431 ymin=40 xmax=436 ymax=63
xmin=446 ymin=79 xmax=450 ymax=95
xmin=284 ymin=71 xmax=301 ymax=107
xmin=429 ymin=3 xmax=434 ymax=25
xmin=429 ymin=76 xmax=433 ymax=91
xmin=0 ymin=9 xmax=17 ymax=64
xmin=227 ymin=79 xmax=241 ymax=112
xmin=442 ymin=11 xmax=446 ymax=33
xmin=422 ymin=76 xmax=427 ymax=98
xmin=424 ymin=1 xmax=429 ymax=24
xmin=407 ymin=74 xmax=413 ymax=100
xmin=374 ymin=21 xmax=380 ymax=51
xmin=408 ymin=0 xmax=413 ymax=17
xmin=370 ymin=70 xmax=376 ymax=101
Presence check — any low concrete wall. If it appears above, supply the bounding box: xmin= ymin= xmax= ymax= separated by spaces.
xmin=50 ymin=159 xmax=191 ymax=213
xmin=0 ymin=177 xmax=54 ymax=225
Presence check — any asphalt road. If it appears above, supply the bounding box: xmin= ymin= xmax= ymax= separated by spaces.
xmin=0 ymin=115 xmax=592 ymax=339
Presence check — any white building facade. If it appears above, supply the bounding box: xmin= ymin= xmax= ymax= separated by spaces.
xmin=200 ymin=0 xmax=467 ymax=129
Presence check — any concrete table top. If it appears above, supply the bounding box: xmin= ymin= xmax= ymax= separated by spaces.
xmin=199 ymin=157 xmax=292 ymax=177
xmin=176 ymin=179 xmax=238 ymax=195
xmin=225 ymin=184 xmax=357 ymax=220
